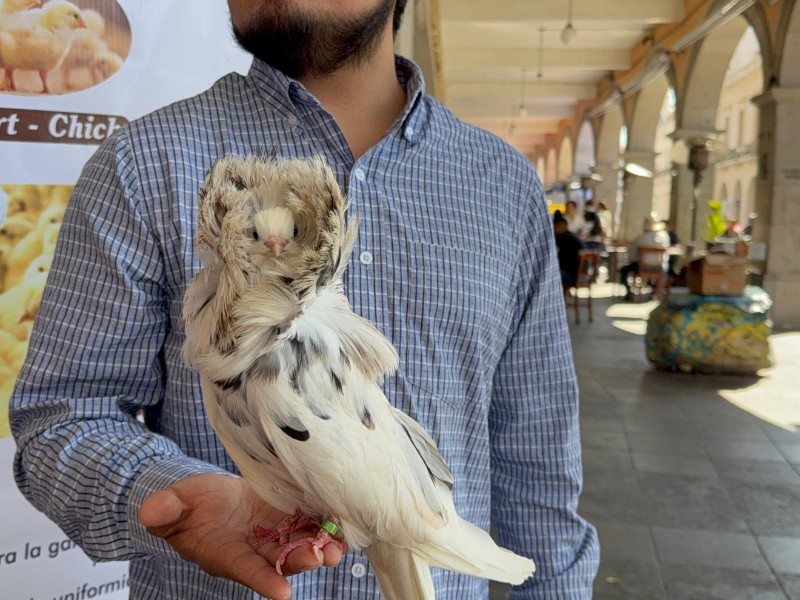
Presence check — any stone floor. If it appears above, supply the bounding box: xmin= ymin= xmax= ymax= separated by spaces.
xmin=492 ymin=282 xmax=800 ymax=599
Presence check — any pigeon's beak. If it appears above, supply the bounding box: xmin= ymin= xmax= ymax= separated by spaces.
xmin=266 ymin=237 xmax=287 ymax=256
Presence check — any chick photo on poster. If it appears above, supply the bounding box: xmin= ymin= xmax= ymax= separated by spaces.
xmin=0 ymin=0 xmax=131 ymax=95
xmin=0 ymin=183 xmax=70 ymax=436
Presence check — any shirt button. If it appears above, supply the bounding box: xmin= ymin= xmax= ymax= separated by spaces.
xmin=404 ymin=126 xmax=414 ymax=140
xmin=287 ymin=114 xmax=299 ymax=126
xmin=353 ymin=168 xmax=366 ymax=182
xmin=359 ymin=251 xmax=373 ymax=265
xmin=351 ymin=563 xmax=367 ymax=578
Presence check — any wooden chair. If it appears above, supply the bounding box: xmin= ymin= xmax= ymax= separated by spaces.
xmin=631 ymin=246 xmax=667 ymax=300
xmin=563 ymin=250 xmax=599 ymax=324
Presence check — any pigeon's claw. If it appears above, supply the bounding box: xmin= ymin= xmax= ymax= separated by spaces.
xmin=251 ymin=511 xmax=345 ymax=575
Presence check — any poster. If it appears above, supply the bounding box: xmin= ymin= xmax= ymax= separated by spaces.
xmin=0 ymin=1 xmax=252 ymax=597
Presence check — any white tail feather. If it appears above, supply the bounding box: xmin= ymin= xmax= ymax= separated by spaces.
xmin=365 ymin=543 xmax=436 ymax=600
xmin=412 ymin=517 xmax=536 ymax=587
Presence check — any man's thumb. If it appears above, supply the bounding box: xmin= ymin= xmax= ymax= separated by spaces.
xmin=139 ymin=488 xmax=188 ymax=536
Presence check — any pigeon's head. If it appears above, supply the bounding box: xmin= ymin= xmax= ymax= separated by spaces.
xmin=251 ymin=205 xmax=298 ymax=262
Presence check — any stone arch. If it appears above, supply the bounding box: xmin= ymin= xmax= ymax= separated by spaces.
xmin=680 ymin=3 xmax=770 ymax=132
xmin=719 ymin=182 xmax=729 ymax=201
xmin=674 ymin=8 xmax=767 ymax=242
xmin=620 ymin=73 xmax=672 ymax=239
xmin=593 ymin=104 xmax=625 ymax=220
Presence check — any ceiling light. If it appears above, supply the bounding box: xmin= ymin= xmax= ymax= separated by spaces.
xmin=537 ymin=28 xmax=545 ymax=78
xmin=561 ymin=22 xmax=576 ymax=45
xmin=623 ymin=162 xmax=654 ymax=178
xmin=518 ymin=69 xmax=528 ymax=117
xmin=561 ymin=0 xmax=576 ymax=45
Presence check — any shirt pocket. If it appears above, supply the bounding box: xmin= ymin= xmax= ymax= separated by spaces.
xmin=383 ymin=239 xmax=510 ymax=409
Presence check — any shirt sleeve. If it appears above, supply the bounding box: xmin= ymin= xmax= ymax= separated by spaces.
xmin=9 ymin=131 xmax=230 ymax=563
xmin=489 ymin=175 xmax=600 ymax=599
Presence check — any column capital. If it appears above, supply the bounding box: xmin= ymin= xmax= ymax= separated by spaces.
xmin=624 ymin=149 xmax=658 ymax=161
xmin=592 ymin=164 xmax=620 ymax=173
xmin=752 ymin=87 xmax=800 ymax=107
xmin=668 ymin=129 xmax=724 ymax=145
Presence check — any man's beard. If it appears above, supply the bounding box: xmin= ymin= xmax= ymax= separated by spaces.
xmin=232 ymin=1 xmax=395 ymax=80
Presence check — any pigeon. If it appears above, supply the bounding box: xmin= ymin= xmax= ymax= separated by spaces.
xmin=182 ymin=154 xmax=536 ymax=599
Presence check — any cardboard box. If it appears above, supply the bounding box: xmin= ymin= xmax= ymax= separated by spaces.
xmin=686 ymin=253 xmax=747 ymax=296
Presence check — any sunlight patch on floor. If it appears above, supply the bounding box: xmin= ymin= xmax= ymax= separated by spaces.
xmin=719 ymin=332 xmax=800 ymax=431
xmin=605 ymin=296 xmax=658 ymax=336
xmin=610 ymin=320 xmax=650 ymax=335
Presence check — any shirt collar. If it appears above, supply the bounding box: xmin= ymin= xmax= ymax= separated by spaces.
xmin=245 ymin=54 xmax=427 ymax=143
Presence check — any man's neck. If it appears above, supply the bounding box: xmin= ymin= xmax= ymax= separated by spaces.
xmin=299 ymin=32 xmax=407 ymax=160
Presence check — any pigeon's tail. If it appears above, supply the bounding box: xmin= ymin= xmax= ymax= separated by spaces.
xmin=413 ymin=517 xmax=536 ymax=587
xmin=364 ymin=542 xmax=436 ymax=600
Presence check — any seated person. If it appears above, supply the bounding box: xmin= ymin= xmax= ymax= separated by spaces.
xmin=581 ymin=201 xmax=604 ymax=250
xmin=554 ymin=214 xmax=585 ymax=286
xmin=564 ymin=200 xmax=586 ymax=234
xmin=620 ymin=212 xmax=670 ymax=299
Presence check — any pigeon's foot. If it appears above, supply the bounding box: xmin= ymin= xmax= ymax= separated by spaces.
xmin=251 ymin=508 xmax=316 ymax=550
xmin=251 ymin=511 xmax=344 ymax=575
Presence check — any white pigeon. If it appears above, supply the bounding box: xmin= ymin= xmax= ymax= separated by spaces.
xmin=182 ymin=154 xmax=536 ymax=599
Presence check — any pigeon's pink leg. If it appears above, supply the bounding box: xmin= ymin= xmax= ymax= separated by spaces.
xmin=251 ymin=511 xmax=344 ymax=575
xmin=251 ymin=509 xmax=316 ymax=549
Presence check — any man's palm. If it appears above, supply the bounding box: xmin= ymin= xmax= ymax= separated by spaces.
xmin=140 ymin=473 xmax=343 ymax=600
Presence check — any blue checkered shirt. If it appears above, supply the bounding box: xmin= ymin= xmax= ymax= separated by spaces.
xmin=11 ymin=57 xmax=598 ymax=599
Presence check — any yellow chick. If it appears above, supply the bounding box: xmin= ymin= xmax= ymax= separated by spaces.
xmin=58 ymin=8 xmax=108 ymax=90
xmin=17 ymin=252 xmax=52 ymax=285
xmin=0 ymin=0 xmax=88 ymax=94
xmin=0 ymin=271 xmax=47 ymax=329
xmin=5 ymin=205 xmax=63 ymax=287
xmin=8 ymin=319 xmax=32 ymax=341
xmin=0 ymin=213 xmax=35 ymax=290
xmin=0 ymin=0 xmax=42 ymax=16
xmin=90 ymin=48 xmax=123 ymax=84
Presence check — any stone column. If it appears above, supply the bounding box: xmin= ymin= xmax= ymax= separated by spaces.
xmin=668 ymin=130 xmax=721 ymax=246
xmin=752 ymin=87 xmax=800 ymax=330
xmin=591 ymin=163 xmax=622 ymax=237
xmin=619 ymin=150 xmax=657 ymax=241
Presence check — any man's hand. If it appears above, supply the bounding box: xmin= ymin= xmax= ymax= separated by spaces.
xmin=139 ymin=473 xmax=344 ymax=600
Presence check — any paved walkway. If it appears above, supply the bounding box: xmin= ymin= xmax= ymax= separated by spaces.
xmin=572 ymin=283 xmax=800 ymax=599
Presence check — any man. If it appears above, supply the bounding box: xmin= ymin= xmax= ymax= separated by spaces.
xmin=554 ymin=214 xmax=585 ymax=286
xmin=619 ymin=212 xmax=670 ymax=299
xmin=563 ymin=200 xmax=586 ymax=235
xmin=580 ymin=200 xmax=603 ymax=251
xmin=10 ymin=2 xmax=599 ymax=598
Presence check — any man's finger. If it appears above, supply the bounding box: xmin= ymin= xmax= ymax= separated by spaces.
xmin=222 ymin=545 xmax=293 ymax=600
xmin=139 ymin=489 xmax=187 ymax=536
xmin=257 ymin=538 xmax=347 ymax=576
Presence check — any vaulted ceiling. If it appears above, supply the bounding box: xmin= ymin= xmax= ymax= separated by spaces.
xmin=437 ymin=0 xmax=686 ymax=157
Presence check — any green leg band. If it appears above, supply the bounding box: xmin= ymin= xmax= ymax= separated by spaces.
xmin=320 ymin=519 xmax=340 ymax=537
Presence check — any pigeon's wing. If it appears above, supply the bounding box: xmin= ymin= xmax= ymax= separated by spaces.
xmin=236 ymin=285 xmax=455 ymax=551
xmin=200 ymin=377 xmax=310 ymax=516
